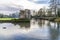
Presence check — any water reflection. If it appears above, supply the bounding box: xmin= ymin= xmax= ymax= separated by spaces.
xmin=30 ymin=19 xmax=50 ymax=39
xmin=38 ymin=19 xmax=45 ymax=27
xmin=0 ymin=19 xmax=60 ymax=40
xmin=47 ymin=22 xmax=60 ymax=40
xmin=13 ymin=22 xmax=30 ymax=29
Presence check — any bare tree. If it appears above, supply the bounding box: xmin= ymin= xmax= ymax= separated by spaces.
xmin=50 ymin=0 xmax=60 ymax=17
xmin=50 ymin=0 xmax=57 ymax=17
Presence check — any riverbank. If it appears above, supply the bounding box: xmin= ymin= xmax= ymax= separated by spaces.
xmin=0 ymin=18 xmax=30 ymax=22
xmin=0 ymin=17 xmax=60 ymax=22
xmin=47 ymin=17 xmax=60 ymax=22
xmin=54 ymin=18 xmax=60 ymax=22
xmin=43 ymin=17 xmax=60 ymax=22
xmin=33 ymin=17 xmax=60 ymax=22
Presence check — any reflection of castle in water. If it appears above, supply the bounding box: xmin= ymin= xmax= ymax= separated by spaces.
xmin=19 ymin=22 xmax=30 ymax=29
xmin=13 ymin=22 xmax=30 ymax=29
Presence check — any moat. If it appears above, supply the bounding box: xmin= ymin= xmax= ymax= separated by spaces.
xmin=0 ymin=19 xmax=60 ymax=40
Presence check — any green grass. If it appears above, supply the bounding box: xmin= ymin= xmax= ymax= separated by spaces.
xmin=0 ymin=18 xmax=18 ymax=20
xmin=0 ymin=18 xmax=30 ymax=22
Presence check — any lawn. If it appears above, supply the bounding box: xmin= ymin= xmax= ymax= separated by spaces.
xmin=0 ymin=18 xmax=30 ymax=22
xmin=0 ymin=18 xmax=18 ymax=20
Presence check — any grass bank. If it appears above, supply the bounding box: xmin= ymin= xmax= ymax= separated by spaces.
xmin=45 ymin=17 xmax=60 ymax=22
xmin=0 ymin=18 xmax=30 ymax=22
xmin=54 ymin=18 xmax=60 ymax=22
xmin=33 ymin=17 xmax=60 ymax=22
xmin=0 ymin=18 xmax=17 ymax=20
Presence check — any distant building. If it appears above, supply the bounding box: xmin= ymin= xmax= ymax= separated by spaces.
xmin=19 ymin=10 xmax=25 ymax=18
xmin=31 ymin=10 xmax=37 ymax=16
xmin=19 ymin=9 xmax=31 ymax=19
xmin=25 ymin=9 xmax=31 ymax=19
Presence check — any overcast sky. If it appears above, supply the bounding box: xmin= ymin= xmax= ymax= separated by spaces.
xmin=0 ymin=0 xmax=50 ymax=10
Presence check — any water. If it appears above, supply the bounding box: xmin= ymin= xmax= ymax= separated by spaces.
xmin=0 ymin=19 xmax=60 ymax=40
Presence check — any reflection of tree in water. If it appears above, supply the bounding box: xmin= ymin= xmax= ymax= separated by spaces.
xmin=38 ymin=19 xmax=45 ymax=27
xmin=48 ymin=22 xmax=60 ymax=40
xmin=13 ymin=22 xmax=30 ymax=29
xmin=47 ymin=21 xmax=51 ymax=26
